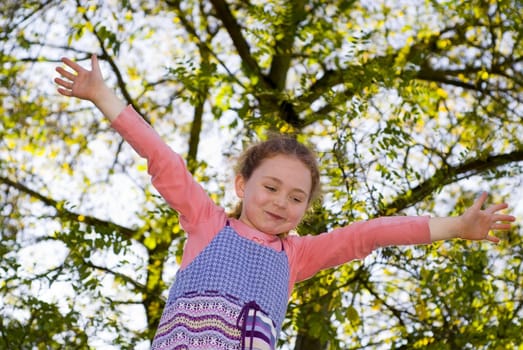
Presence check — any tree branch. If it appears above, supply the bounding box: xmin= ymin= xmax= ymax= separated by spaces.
xmin=209 ymin=0 xmax=267 ymax=86
xmin=0 ymin=175 xmax=137 ymax=240
xmin=267 ymin=0 xmax=306 ymax=90
xmin=209 ymin=0 xmax=306 ymax=128
xmin=74 ymin=0 xmax=149 ymax=124
xmin=379 ymin=149 xmax=523 ymax=216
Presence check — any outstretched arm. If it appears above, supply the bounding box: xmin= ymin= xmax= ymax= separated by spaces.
xmin=55 ymin=53 xmax=225 ymax=240
xmin=428 ymin=192 xmax=515 ymax=243
xmin=55 ymin=54 xmax=125 ymax=122
xmin=291 ymin=192 xmax=515 ymax=283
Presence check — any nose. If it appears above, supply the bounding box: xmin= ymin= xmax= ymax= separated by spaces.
xmin=273 ymin=194 xmax=287 ymax=208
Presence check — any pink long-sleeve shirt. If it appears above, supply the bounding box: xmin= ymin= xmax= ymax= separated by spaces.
xmin=112 ymin=105 xmax=431 ymax=295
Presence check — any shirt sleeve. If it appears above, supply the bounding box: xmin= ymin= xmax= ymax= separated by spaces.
xmin=110 ymin=105 xmax=222 ymax=233
xmin=286 ymin=216 xmax=431 ymax=283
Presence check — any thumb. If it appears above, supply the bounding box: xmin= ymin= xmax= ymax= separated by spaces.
xmin=91 ymin=54 xmax=102 ymax=75
xmin=472 ymin=191 xmax=488 ymax=210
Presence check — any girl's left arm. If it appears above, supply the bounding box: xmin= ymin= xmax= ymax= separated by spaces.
xmin=289 ymin=193 xmax=515 ymax=283
xmin=289 ymin=216 xmax=432 ymax=283
xmin=428 ymin=192 xmax=515 ymax=243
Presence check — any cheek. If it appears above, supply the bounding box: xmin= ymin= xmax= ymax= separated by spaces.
xmin=244 ymin=189 xmax=267 ymax=209
xmin=251 ymin=189 xmax=270 ymax=203
xmin=291 ymin=205 xmax=308 ymax=220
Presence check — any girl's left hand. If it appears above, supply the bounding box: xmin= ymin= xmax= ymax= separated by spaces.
xmin=458 ymin=192 xmax=515 ymax=243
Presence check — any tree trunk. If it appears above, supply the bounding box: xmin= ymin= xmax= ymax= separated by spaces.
xmin=294 ymin=333 xmax=328 ymax=350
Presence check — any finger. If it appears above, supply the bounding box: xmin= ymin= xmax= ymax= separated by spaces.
xmin=57 ymin=87 xmax=72 ymax=96
xmin=485 ymin=235 xmax=500 ymax=244
xmin=55 ymin=67 xmax=76 ymax=81
xmin=491 ymin=223 xmax=513 ymax=231
xmin=61 ymin=57 xmax=84 ymax=73
xmin=91 ymin=54 xmax=100 ymax=72
xmin=485 ymin=202 xmax=509 ymax=214
xmin=54 ymin=77 xmax=73 ymax=89
xmin=494 ymin=214 xmax=516 ymax=222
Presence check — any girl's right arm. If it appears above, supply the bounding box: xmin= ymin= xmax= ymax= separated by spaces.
xmin=55 ymin=55 xmax=224 ymax=233
xmin=55 ymin=55 xmax=125 ymax=122
xmin=110 ymin=106 xmax=223 ymax=230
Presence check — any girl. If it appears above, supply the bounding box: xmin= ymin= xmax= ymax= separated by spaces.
xmin=55 ymin=55 xmax=515 ymax=350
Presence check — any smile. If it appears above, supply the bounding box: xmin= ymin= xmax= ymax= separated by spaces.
xmin=265 ymin=211 xmax=285 ymax=221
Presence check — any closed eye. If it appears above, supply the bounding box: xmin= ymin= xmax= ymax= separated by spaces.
xmin=264 ymin=185 xmax=277 ymax=192
xmin=291 ymin=196 xmax=304 ymax=203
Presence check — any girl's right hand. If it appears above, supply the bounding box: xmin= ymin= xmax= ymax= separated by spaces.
xmin=55 ymin=54 xmax=105 ymax=103
xmin=55 ymin=54 xmax=126 ymax=122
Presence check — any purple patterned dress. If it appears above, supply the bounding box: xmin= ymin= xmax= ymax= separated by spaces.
xmin=151 ymin=223 xmax=289 ymax=350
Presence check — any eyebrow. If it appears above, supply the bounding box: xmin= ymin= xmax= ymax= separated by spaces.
xmin=263 ymin=176 xmax=309 ymax=196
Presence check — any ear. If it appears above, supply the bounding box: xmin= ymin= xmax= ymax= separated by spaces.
xmin=234 ymin=174 xmax=246 ymax=199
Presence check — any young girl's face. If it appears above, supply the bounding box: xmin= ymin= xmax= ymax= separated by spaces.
xmin=235 ymin=154 xmax=312 ymax=235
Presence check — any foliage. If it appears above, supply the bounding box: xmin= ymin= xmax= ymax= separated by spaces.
xmin=0 ymin=0 xmax=522 ymax=349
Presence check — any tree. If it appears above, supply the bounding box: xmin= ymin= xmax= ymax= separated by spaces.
xmin=1 ymin=0 xmax=522 ymax=348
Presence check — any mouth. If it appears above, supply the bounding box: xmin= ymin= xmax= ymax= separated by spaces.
xmin=265 ymin=211 xmax=285 ymax=221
